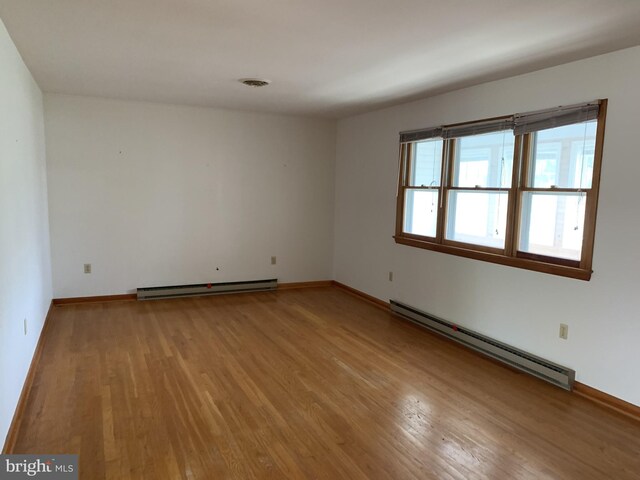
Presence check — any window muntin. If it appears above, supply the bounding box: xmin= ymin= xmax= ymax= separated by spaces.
xmin=395 ymin=100 xmax=606 ymax=280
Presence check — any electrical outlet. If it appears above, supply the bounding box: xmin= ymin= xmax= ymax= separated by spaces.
xmin=271 ymin=256 xmax=276 ymax=265
xmin=84 ymin=263 xmax=91 ymax=274
xmin=24 ymin=318 xmax=27 ymax=336
xmin=559 ymin=323 xmax=568 ymax=340
xmin=388 ymin=271 xmax=393 ymax=282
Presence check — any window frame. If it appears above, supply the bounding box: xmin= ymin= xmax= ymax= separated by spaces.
xmin=394 ymin=99 xmax=607 ymax=281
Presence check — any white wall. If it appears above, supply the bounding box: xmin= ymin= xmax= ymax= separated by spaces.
xmin=335 ymin=46 xmax=640 ymax=406
xmin=45 ymin=95 xmax=335 ymax=298
xmin=0 ymin=20 xmax=52 ymax=448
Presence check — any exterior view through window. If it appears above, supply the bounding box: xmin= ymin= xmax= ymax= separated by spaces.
xmin=395 ymin=100 xmax=606 ymax=280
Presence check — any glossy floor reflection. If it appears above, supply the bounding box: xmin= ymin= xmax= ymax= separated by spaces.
xmin=13 ymin=287 xmax=640 ymax=479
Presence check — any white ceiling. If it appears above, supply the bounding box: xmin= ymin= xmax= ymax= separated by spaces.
xmin=2 ymin=0 xmax=640 ymax=118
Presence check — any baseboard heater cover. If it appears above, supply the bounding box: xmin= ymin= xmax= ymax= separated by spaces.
xmin=137 ymin=278 xmax=278 ymax=300
xmin=390 ymin=300 xmax=575 ymax=390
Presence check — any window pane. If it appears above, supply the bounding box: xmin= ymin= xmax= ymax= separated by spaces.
xmin=446 ymin=191 xmax=508 ymax=248
xmin=453 ymin=130 xmax=514 ymax=188
xmin=531 ymin=121 xmax=596 ymax=188
xmin=404 ymin=189 xmax=438 ymax=237
xmin=410 ymin=139 xmax=443 ymax=187
xmin=519 ymin=192 xmax=586 ymax=261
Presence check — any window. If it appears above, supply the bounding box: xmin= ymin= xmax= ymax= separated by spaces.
xmin=395 ymin=100 xmax=607 ymax=280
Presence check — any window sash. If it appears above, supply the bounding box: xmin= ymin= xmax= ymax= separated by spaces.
xmin=407 ymin=138 xmax=444 ymax=187
xmin=517 ymin=190 xmax=588 ymax=265
xmin=444 ymin=188 xmax=510 ymax=253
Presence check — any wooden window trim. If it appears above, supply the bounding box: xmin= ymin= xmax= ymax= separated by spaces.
xmin=394 ymin=100 xmax=607 ymax=281
xmin=393 ymin=235 xmax=591 ymax=280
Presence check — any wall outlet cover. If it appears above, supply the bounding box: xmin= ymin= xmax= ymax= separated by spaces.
xmin=559 ymin=323 xmax=569 ymax=340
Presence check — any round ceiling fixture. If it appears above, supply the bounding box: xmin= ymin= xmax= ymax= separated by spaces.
xmin=239 ymin=78 xmax=271 ymax=88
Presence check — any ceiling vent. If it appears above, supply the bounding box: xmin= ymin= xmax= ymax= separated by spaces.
xmin=239 ymin=78 xmax=270 ymax=87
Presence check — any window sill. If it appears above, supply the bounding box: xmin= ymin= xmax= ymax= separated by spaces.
xmin=393 ymin=235 xmax=592 ymax=281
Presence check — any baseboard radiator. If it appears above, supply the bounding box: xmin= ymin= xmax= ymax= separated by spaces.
xmin=137 ymin=278 xmax=278 ymax=300
xmin=390 ymin=300 xmax=575 ymax=390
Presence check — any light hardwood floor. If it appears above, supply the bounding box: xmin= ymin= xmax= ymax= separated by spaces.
xmin=13 ymin=287 xmax=640 ymax=479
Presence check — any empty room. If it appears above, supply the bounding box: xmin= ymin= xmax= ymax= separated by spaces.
xmin=1 ymin=1 xmax=640 ymax=478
